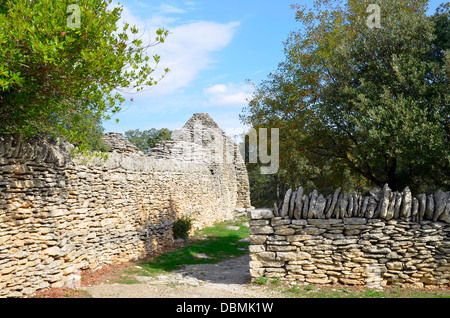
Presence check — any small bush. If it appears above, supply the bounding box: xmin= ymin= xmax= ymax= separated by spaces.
xmin=173 ymin=215 xmax=193 ymax=240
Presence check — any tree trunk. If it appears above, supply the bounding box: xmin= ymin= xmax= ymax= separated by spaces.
xmin=386 ymin=157 xmax=397 ymax=191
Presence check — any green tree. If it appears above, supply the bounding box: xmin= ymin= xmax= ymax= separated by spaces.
xmin=241 ymin=0 xmax=449 ymax=195
xmin=0 ymin=0 xmax=169 ymax=152
xmin=125 ymin=128 xmax=172 ymax=153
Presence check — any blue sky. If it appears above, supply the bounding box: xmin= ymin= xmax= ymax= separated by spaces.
xmin=104 ymin=0 xmax=300 ymax=137
xmin=104 ymin=0 xmax=445 ymax=137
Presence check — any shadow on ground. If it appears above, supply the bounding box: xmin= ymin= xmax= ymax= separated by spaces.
xmin=173 ymin=254 xmax=252 ymax=285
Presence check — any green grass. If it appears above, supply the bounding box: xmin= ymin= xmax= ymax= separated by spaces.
xmin=114 ymin=215 xmax=450 ymax=298
xmin=135 ymin=216 xmax=250 ymax=276
xmin=273 ymin=281 xmax=450 ymax=298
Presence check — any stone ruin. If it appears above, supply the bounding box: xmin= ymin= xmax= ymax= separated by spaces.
xmin=0 ymin=113 xmax=251 ymax=297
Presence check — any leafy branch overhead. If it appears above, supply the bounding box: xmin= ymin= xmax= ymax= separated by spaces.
xmin=241 ymin=0 xmax=449 ymax=197
xmin=0 ymin=0 xmax=169 ymax=151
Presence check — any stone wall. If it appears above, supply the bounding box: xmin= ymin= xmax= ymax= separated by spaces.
xmin=0 ymin=113 xmax=251 ymax=297
xmin=248 ymin=186 xmax=450 ymax=288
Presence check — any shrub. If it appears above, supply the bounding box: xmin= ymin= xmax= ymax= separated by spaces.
xmin=172 ymin=215 xmax=193 ymax=240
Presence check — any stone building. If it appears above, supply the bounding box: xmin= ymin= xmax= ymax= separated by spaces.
xmin=0 ymin=113 xmax=251 ymax=297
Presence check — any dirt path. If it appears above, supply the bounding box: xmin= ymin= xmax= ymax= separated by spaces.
xmin=80 ymin=254 xmax=285 ymax=298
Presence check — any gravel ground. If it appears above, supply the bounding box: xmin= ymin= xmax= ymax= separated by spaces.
xmin=79 ymin=254 xmax=285 ymax=298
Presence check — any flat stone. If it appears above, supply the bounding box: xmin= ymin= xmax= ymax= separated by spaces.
xmin=308 ymin=219 xmax=343 ymax=225
xmin=247 ymin=209 xmax=274 ymax=220
xmin=343 ymin=218 xmax=367 ymax=225
xmin=249 ymin=225 xmax=274 ymax=235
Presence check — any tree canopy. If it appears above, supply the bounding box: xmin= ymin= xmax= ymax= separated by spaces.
xmin=124 ymin=128 xmax=172 ymax=153
xmin=241 ymin=0 xmax=449 ymax=198
xmin=0 ymin=0 xmax=169 ymax=151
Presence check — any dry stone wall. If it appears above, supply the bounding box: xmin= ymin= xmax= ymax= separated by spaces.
xmin=248 ymin=186 xmax=450 ymax=288
xmin=0 ymin=113 xmax=251 ymax=297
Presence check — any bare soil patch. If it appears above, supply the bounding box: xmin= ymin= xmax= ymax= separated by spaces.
xmin=33 ymin=254 xmax=284 ymax=298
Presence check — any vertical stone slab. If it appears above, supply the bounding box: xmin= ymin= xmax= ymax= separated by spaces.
xmin=393 ymin=192 xmax=403 ymax=219
xmin=400 ymin=187 xmax=412 ymax=219
xmin=411 ymin=197 xmax=419 ymax=222
xmin=293 ymin=187 xmax=304 ymax=220
xmin=326 ymin=187 xmax=341 ymax=219
xmin=302 ymin=194 xmax=310 ymax=219
xmin=433 ymin=190 xmax=446 ymax=221
xmin=289 ymin=191 xmax=297 ymax=218
xmin=337 ymin=194 xmax=348 ymax=219
xmin=280 ymin=188 xmax=292 ymax=217
xmin=438 ymin=192 xmax=450 ymax=223
xmin=307 ymin=190 xmax=318 ymax=219
xmin=315 ymin=194 xmax=327 ymax=219
xmin=366 ymin=197 xmax=378 ymax=219
xmin=425 ymin=194 xmax=435 ymax=220
xmin=378 ymin=184 xmax=391 ymax=219
xmin=386 ymin=192 xmax=396 ymax=220
xmin=417 ymin=193 xmax=426 ymax=221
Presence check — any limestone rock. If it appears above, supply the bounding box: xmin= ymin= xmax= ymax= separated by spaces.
xmin=425 ymin=194 xmax=435 ymax=220
xmin=365 ymin=197 xmax=377 ymax=219
xmin=386 ymin=192 xmax=396 ymax=220
xmin=400 ymin=187 xmax=412 ymax=219
xmin=433 ymin=190 xmax=446 ymax=221
xmin=302 ymin=195 xmax=310 ymax=219
xmin=293 ymin=187 xmax=304 ymax=220
xmin=393 ymin=191 xmax=403 ymax=219
xmin=273 ymin=203 xmax=279 ymax=217
xmin=438 ymin=192 xmax=450 ymax=223
xmin=102 ymin=132 xmax=141 ymax=154
xmin=417 ymin=193 xmax=426 ymax=221
xmin=289 ymin=191 xmax=297 ymax=218
xmin=360 ymin=196 xmax=369 ymax=219
xmin=315 ymin=194 xmax=327 ymax=219
xmin=326 ymin=187 xmax=341 ymax=219
xmin=337 ymin=194 xmax=348 ymax=219
xmin=378 ymin=184 xmax=391 ymax=219
xmin=307 ymin=190 xmax=318 ymax=219
xmin=280 ymin=189 xmax=292 ymax=217
xmin=411 ymin=197 xmax=419 ymax=221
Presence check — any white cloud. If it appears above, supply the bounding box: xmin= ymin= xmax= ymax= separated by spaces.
xmin=112 ymin=3 xmax=241 ymax=97
xmin=204 ymin=84 xmax=227 ymax=95
xmin=203 ymin=82 xmax=253 ymax=107
xmin=103 ymin=1 xmax=249 ymax=135
xmin=152 ymin=20 xmax=241 ymax=94
xmin=157 ymin=3 xmax=187 ymax=14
